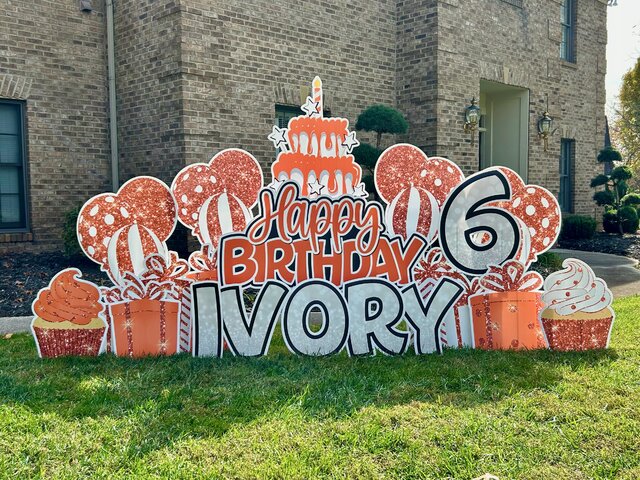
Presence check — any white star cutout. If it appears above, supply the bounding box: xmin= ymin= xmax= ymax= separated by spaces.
xmin=308 ymin=180 xmax=324 ymax=195
xmin=342 ymin=131 xmax=360 ymax=153
xmin=301 ymin=96 xmax=321 ymax=117
xmin=267 ymin=125 xmax=288 ymax=150
xmin=269 ymin=178 xmax=284 ymax=191
xmin=352 ymin=183 xmax=368 ymax=198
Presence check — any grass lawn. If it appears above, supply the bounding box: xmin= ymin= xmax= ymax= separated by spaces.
xmin=0 ymin=297 xmax=639 ymax=479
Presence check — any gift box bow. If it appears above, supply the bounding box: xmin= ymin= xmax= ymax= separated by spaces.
xmin=479 ymin=260 xmax=543 ymax=293
xmin=415 ymin=248 xmax=482 ymax=302
xmin=143 ymin=252 xmax=192 ymax=291
xmin=188 ymin=245 xmax=217 ymax=273
xmin=117 ymin=272 xmax=173 ymax=301
xmin=101 ymin=252 xmax=192 ymax=303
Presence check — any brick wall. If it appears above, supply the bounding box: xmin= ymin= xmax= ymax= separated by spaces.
xmin=114 ymin=0 xmax=184 ymax=185
xmin=178 ymin=0 xmax=398 ymax=179
xmin=396 ymin=0 xmax=438 ymax=151
xmin=0 ymin=0 xmax=608 ymax=254
xmin=434 ymin=0 xmax=607 ymax=215
xmin=0 ymin=0 xmax=111 ymax=253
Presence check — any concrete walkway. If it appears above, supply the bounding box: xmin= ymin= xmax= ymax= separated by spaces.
xmin=1 ymin=249 xmax=637 ymax=335
xmin=0 ymin=316 xmax=30 ymax=335
xmin=551 ymin=249 xmax=640 ymax=298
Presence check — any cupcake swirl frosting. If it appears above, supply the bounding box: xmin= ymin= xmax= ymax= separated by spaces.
xmin=542 ymin=259 xmax=612 ymax=316
xmin=33 ymin=269 xmax=103 ymax=325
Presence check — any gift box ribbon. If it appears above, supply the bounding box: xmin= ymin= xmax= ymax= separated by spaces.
xmin=479 ymin=260 xmax=543 ymax=293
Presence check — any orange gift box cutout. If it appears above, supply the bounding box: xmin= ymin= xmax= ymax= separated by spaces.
xmin=31 ymin=268 xmax=107 ymax=358
xmin=101 ymin=253 xmax=193 ymax=357
xmin=470 ymin=291 xmax=546 ymax=350
xmin=109 ymin=298 xmax=179 ymax=357
xmin=469 ymin=260 xmax=547 ymax=351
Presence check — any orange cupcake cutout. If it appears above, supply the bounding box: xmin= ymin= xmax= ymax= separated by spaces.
xmin=32 ymin=268 xmax=103 ymax=325
xmin=31 ymin=268 xmax=107 ymax=358
xmin=540 ymin=258 xmax=615 ymax=351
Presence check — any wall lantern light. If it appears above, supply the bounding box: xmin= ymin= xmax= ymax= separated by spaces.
xmin=463 ymin=97 xmax=481 ymax=146
xmin=537 ymin=96 xmax=555 ymax=152
xmin=80 ymin=0 xmax=93 ymax=13
xmin=537 ymin=111 xmax=553 ymax=151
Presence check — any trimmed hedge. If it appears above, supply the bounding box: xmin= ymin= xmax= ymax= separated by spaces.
xmin=560 ymin=215 xmax=596 ymax=240
xmin=602 ymin=208 xmax=640 ymax=234
xmin=619 ymin=206 xmax=639 ymax=233
xmin=603 ymin=210 xmax=619 ymax=234
xmin=622 ymin=193 xmax=640 ymax=206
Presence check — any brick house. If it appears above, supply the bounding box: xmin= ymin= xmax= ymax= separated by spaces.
xmin=0 ymin=0 xmax=607 ymax=254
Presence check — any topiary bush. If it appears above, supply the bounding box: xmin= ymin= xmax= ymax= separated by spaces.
xmin=355 ymin=105 xmax=408 ymax=149
xmin=618 ymin=205 xmax=639 ymax=233
xmin=62 ymin=205 xmax=82 ymax=258
xmin=560 ymin=215 xmax=596 ymax=240
xmin=353 ymin=143 xmax=382 ymax=200
xmin=603 ymin=210 xmax=620 ymax=234
xmin=622 ymin=193 xmax=640 ymax=206
xmin=591 ymin=148 xmax=635 ymax=235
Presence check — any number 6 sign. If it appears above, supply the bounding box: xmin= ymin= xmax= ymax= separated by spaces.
xmin=439 ymin=169 xmax=521 ymax=276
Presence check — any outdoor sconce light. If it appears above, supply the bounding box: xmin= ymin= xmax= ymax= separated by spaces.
xmin=464 ymin=97 xmax=481 ymax=146
xmin=80 ymin=0 xmax=93 ymax=12
xmin=537 ymin=111 xmax=553 ymax=151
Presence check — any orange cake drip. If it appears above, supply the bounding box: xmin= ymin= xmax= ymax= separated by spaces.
xmin=286 ymin=117 xmax=349 ymax=156
xmin=274 ymin=152 xmax=361 ymax=195
xmin=274 ymin=117 xmax=361 ymax=195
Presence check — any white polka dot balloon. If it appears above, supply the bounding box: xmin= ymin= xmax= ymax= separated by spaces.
xmin=493 ymin=167 xmax=561 ymax=262
xmin=77 ymin=176 xmax=177 ymax=283
xmin=171 ymin=148 xmax=263 ymax=247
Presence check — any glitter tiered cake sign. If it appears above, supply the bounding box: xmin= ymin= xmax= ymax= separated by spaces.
xmin=30 ymin=77 xmax=615 ymax=358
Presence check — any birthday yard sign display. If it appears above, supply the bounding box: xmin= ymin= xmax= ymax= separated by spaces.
xmin=30 ymin=77 xmax=616 ymax=358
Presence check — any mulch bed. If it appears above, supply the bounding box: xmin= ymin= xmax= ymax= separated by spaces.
xmin=0 ymin=253 xmax=110 ymax=318
xmin=557 ymin=232 xmax=640 ymax=262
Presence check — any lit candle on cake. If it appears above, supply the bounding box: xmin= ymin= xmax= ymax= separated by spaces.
xmin=312 ymin=76 xmax=323 ymax=117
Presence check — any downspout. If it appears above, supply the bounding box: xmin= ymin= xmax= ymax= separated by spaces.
xmin=106 ymin=0 xmax=119 ymax=189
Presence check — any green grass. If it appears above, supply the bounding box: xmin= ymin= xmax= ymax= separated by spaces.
xmin=1 ymin=297 xmax=639 ymax=479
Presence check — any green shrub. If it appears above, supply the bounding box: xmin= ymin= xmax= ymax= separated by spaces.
xmin=622 ymin=193 xmax=640 ymax=206
xmin=530 ymin=252 xmax=564 ymax=277
xmin=619 ymin=206 xmax=639 ymax=233
xmin=560 ymin=215 xmax=596 ymax=240
xmin=361 ymin=174 xmax=375 ymax=198
xmin=597 ymin=146 xmax=623 ymax=163
xmin=603 ymin=210 xmax=619 ymax=234
xmin=352 ymin=143 xmax=382 ymax=170
xmin=62 ymin=205 xmax=82 ymax=257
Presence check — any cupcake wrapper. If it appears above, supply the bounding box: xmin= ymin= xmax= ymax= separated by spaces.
xmin=33 ymin=326 xmax=106 ymax=358
xmin=541 ymin=316 xmax=613 ymax=351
